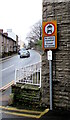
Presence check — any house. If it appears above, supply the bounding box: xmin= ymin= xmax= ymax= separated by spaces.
xmin=0 ymin=29 xmax=18 ymax=57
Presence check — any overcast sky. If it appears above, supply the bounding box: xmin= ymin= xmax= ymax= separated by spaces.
xmin=0 ymin=0 xmax=42 ymax=44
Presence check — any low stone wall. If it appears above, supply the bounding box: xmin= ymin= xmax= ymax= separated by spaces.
xmin=42 ymin=0 xmax=70 ymax=110
xmin=11 ymin=84 xmax=41 ymax=109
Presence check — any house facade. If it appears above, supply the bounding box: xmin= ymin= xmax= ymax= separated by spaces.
xmin=0 ymin=29 xmax=18 ymax=57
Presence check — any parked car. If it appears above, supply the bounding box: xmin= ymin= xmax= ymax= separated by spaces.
xmin=19 ymin=48 xmax=30 ymax=58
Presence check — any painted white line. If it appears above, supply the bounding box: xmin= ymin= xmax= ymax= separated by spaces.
xmin=1 ymin=65 xmax=14 ymax=72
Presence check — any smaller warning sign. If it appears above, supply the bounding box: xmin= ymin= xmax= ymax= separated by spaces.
xmin=44 ymin=36 xmax=55 ymax=48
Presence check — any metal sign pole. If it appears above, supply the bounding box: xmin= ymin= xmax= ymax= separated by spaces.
xmin=43 ymin=20 xmax=57 ymax=110
xmin=49 ymin=59 xmax=52 ymax=110
xmin=47 ymin=50 xmax=52 ymax=110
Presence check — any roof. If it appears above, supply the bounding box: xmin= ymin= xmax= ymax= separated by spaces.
xmin=0 ymin=32 xmax=16 ymax=42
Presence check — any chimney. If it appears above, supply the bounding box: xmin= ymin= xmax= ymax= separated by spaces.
xmin=0 ymin=29 xmax=3 ymax=33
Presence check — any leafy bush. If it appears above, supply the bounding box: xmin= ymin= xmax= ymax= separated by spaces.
xmin=37 ymin=40 xmax=42 ymax=48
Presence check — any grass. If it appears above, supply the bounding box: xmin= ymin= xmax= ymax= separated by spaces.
xmin=36 ymin=40 xmax=42 ymax=48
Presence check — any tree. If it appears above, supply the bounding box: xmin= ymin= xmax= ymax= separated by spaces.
xmin=26 ymin=20 xmax=42 ymax=44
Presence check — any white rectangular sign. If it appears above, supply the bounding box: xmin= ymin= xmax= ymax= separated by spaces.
xmin=47 ymin=50 xmax=52 ymax=60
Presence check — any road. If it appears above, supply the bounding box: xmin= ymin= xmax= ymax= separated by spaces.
xmin=0 ymin=50 xmax=41 ymax=88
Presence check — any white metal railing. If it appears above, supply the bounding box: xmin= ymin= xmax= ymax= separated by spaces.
xmin=15 ymin=62 xmax=41 ymax=88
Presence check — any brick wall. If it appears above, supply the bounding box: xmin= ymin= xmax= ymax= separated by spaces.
xmin=42 ymin=0 xmax=70 ymax=110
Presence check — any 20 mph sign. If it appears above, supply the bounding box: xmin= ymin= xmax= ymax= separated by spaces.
xmin=42 ymin=20 xmax=57 ymax=50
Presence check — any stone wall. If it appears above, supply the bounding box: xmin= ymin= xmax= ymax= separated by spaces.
xmin=12 ymin=84 xmax=41 ymax=109
xmin=42 ymin=0 xmax=70 ymax=110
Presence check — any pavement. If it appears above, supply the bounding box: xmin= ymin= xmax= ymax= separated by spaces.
xmin=40 ymin=109 xmax=70 ymax=120
xmin=0 ymin=54 xmax=17 ymax=63
xmin=0 ymin=56 xmax=12 ymax=62
xmin=0 ymin=105 xmax=70 ymax=120
xmin=1 ymin=110 xmax=70 ymax=120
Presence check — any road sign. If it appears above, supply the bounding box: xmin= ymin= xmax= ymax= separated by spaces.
xmin=42 ymin=20 xmax=57 ymax=50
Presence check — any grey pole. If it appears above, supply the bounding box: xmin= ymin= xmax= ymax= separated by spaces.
xmin=49 ymin=60 xmax=52 ymax=110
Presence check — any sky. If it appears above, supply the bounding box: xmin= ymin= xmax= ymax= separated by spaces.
xmin=0 ymin=0 xmax=42 ymax=45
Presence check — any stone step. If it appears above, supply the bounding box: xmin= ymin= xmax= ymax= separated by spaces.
xmin=11 ymin=84 xmax=41 ymax=108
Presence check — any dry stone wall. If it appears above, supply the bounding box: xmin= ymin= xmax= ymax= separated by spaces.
xmin=42 ymin=0 xmax=70 ymax=110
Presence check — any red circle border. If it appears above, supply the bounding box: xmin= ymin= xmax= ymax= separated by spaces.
xmin=44 ymin=22 xmax=56 ymax=36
